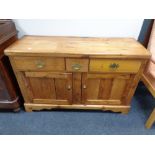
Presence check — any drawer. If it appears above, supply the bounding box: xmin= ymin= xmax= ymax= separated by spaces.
xmin=13 ymin=57 xmax=65 ymax=71
xmin=89 ymin=59 xmax=141 ymax=73
xmin=66 ymin=58 xmax=89 ymax=72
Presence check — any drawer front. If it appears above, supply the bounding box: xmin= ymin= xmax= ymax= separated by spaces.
xmin=13 ymin=57 xmax=65 ymax=71
xmin=89 ymin=59 xmax=141 ymax=73
xmin=66 ymin=58 xmax=89 ymax=72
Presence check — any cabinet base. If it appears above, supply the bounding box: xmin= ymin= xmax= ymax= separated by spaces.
xmin=0 ymin=97 xmax=20 ymax=111
xmin=24 ymin=103 xmax=130 ymax=114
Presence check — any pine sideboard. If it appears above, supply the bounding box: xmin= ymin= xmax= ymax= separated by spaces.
xmin=5 ymin=36 xmax=150 ymax=113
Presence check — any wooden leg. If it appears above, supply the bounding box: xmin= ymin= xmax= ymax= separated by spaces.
xmin=24 ymin=105 xmax=33 ymax=112
xmin=145 ymin=108 xmax=155 ymax=129
xmin=121 ymin=109 xmax=130 ymax=114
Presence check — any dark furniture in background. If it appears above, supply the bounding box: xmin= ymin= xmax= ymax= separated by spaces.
xmin=138 ymin=19 xmax=154 ymax=47
xmin=0 ymin=20 xmax=21 ymax=111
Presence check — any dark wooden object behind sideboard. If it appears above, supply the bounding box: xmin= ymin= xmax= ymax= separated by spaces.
xmin=0 ymin=20 xmax=21 ymax=111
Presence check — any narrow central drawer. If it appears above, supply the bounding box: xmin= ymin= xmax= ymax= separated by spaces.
xmin=66 ymin=58 xmax=89 ymax=72
xmin=89 ymin=59 xmax=141 ymax=73
xmin=13 ymin=57 xmax=65 ymax=71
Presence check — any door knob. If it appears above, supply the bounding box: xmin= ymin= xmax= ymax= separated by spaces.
xmin=83 ymin=85 xmax=87 ymax=89
xmin=67 ymin=85 xmax=71 ymax=90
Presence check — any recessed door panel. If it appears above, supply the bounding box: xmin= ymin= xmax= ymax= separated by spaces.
xmin=23 ymin=72 xmax=72 ymax=104
xmin=82 ymin=73 xmax=132 ymax=105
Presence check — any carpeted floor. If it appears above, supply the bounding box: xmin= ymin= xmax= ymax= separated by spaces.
xmin=0 ymin=83 xmax=155 ymax=135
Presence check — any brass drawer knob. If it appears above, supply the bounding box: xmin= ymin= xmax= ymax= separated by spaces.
xmin=72 ymin=64 xmax=81 ymax=71
xmin=35 ymin=60 xmax=45 ymax=69
xmin=109 ymin=63 xmax=119 ymax=69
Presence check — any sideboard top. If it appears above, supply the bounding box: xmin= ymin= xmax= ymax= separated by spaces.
xmin=5 ymin=36 xmax=150 ymax=58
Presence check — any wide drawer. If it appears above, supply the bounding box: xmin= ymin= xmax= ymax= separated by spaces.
xmin=89 ymin=59 xmax=141 ymax=73
xmin=66 ymin=58 xmax=89 ymax=72
xmin=13 ymin=57 xmax=65 ymax=71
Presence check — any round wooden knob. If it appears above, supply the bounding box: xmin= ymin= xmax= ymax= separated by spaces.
xmin=83 ymin=85 xmax=87 ymax=89
xmin=67 ymin=85 xmax=71 ymax=90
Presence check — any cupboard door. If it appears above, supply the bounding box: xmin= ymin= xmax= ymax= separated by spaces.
xmin=22 ymin=72 xmax=72 ymax=104
xmin=82 ymin=73 xmax=132 ymax=105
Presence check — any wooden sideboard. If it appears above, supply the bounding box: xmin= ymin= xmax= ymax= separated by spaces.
xmin=5 ymin=36 xmax=150 ymax=113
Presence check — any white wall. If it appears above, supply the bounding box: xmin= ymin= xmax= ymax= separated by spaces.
xmin=13 ymin=19 xmax=143 ymax=39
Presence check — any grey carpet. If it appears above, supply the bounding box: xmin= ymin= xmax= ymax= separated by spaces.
xmin=0 ymin=82 xmax=155 ymax=135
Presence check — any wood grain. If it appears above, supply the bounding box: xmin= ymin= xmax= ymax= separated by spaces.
xmin=13 ymin=56 xmax=65 ymax=71
xmin=29 ymin=77 xmax=56 ymax=99
xmin=82 ymin=73 xmax=130 ymax=105
xmin=110 ymin=78 xmax=126 ymax=100
xmin=66 ymin=58 xmax=89 ymax=72
xmin=98 ymin=79 xmax=112 ymax=99
xmin=25 ymin=72 xmax=70 ymax=79
xmin=87 ymin=73 xmax=130 ymax=79
xmin=72 ymin=73 xmax=81 ymax=104
xmin=90 ymin=59 xmax=142 ymax=73
xmin=5 ymin=36 xmax=150 ymax=59
xmin=24 ymin=103 xmax=130 ymax=114
xmin=33 ymin=99 xmax=69 ymax=105
xmin=6 ymin=36 xmax=150 ymax=113
xmin=28 ymin=72 xmax=72 ymax=104
xmin=87 ymin=79 xmax=100 ymax=99
xmin=145 ymin=108 xmax=155 ymax=129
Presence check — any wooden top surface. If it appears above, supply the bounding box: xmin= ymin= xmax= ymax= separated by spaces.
xmin=5 ymin=36 xmax=151 ymax=58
